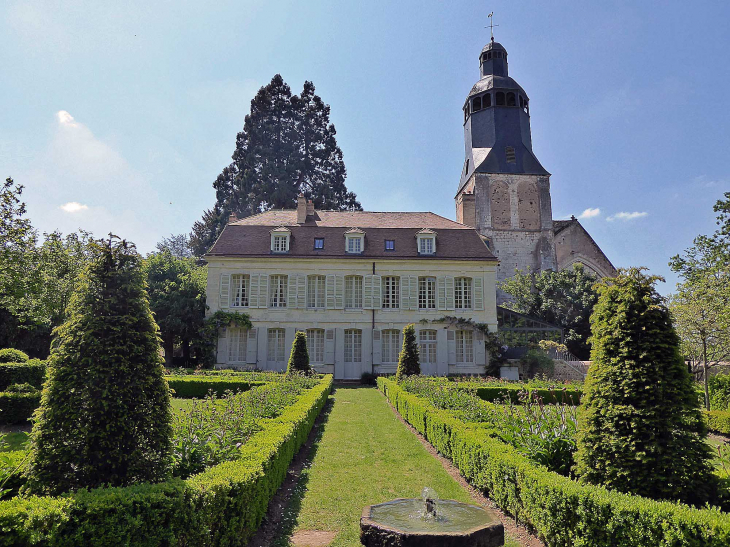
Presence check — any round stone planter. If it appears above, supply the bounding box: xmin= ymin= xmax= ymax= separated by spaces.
xmin=360 ymin=499 xmax=504 ymax=547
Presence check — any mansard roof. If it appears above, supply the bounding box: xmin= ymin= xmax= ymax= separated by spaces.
xmin=208 ymin=210 xmax=496 ymax=261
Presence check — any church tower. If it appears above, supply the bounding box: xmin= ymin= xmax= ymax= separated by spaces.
xmin=455 ymin=38 xmax=557 ymax=302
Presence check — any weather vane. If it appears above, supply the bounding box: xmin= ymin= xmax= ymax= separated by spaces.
xmin=486 ymin=12 xmax=498 ymax=42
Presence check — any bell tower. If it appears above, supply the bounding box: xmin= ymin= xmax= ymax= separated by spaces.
xmin=456 ymin=37 xmax=557 ymax=302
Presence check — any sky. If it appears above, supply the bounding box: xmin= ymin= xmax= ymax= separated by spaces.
xmin=1 ymin=0 xmax=728 ymax=292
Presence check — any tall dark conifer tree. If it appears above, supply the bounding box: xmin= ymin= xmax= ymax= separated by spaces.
xmin=190 ymin=75 xmax=361 ymax=256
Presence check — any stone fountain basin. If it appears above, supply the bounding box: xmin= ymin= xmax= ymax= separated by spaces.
xmin=360 ymin=499 xmax=504 ymax=547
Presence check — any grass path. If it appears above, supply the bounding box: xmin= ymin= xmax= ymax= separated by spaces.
xmin=273 ymin=386 xmax=520 ymax=547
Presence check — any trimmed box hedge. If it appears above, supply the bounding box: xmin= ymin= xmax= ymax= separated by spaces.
xmin=706 ymin=410 xmax=730 ymax=436
xmin=457 ymin=383 xmax=583 ymax=405
xmin=0 ymin=360 xmax=46 ymax=391
xmin=378 ymin=377 xmax=730 ymax=546
xmin=0 ymin=375 xmax=332 ymax=545
xmin=164 ymin=376 xmax=267 ymax=398
xmin=0 ymin=392 xmax=41 ymax=425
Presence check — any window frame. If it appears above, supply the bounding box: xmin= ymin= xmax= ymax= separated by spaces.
xmin=418 ymin=276 xmax=437 ymax=310
xmin=314 ymin=237 xmax=325 ymax=250
xmin=417 ymin=235 xmax=436 ymax=255
xmin=267 ymin=328 xmax=286 ymax=362
xmin=344 ymin=275 xmax=363 ymax=309
xmin=419 ymin=329 xmax=437 ymax=364
xmin=384 ymin=239 xmax=395 ymax=251
xmin=306 ymin=328 xmax=325 ymax=364
xmin=228 ymin=327 xmax=248 ymax=363
xmin=454 ymin=277 xmax=473 ymax=310
xmin=381 ymin=329 xmax=401 ymax=364
xmin=382 ymin=276 xmax=400 ymax=309
xmin=268 ymin=274 xmax=288 ymax=308
xmin=344 ymin=329 xmax=362 ymax=363
xmin=230 ymin=274 xmax=250 ymax=308
xmin=456 ymin=330 xmax=474 ymax=365
xmin=270 ymin=228 xmax=291 ymax=253
xmin=345 ymin=234 xmax=364 ymax=254
xmin=307 ymin=274 xmax=326 ymax=309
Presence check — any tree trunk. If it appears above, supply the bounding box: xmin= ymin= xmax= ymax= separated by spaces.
xmin=163 ymin=333 xmax=175 ymax=368
xmin=702 ymin=338 xmax=710 ymax=411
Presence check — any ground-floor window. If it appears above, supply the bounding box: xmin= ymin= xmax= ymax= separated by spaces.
xmin=228 ymin=327 xmax=248 ymax=363
xmin=456 ymin=330 xmax=474 ymax=364
xmin=344 ymin=329 xmax=362 ymax=363
xmin=419 ymin=329 xmax=437 ymax=364
xmin=381 ymin=329 xmax=400 ymax=364
xmin=267 ymin=328 xmax=286 ymax=362
xmin=306 ymin=328 xmax=325 ymax=363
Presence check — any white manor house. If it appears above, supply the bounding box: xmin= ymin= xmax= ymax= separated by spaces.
xmin=206 ymin=196 xmax=498 ymax=379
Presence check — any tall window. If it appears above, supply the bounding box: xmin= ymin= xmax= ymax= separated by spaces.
xmin=272 ymin=235 xmax=288 ymax=253
xmin=456 ymin=330 xmax=474 ymax=364
xmin=382 ymin=276 xmax=400 ymax=309
xmin=267 ymin=328 xmax=286 ymax=362
xmin=346 ymin=236 xmax=362 ymax=254
xmin=418 ymin=237 xmax=435 ymax=255
xmin=307 ymin=275 xmax=325 ymax=309
xmin=419 ymin=330 xmax=437 ymax=364
xmin=269 ymin=275 xmax=288 ymax=308
xmin=306 ymin=328 xmax=325 ymax=363
xmin=345 ymin=275 xmax=363 ymax=309
xmin=344 ymin=329 xmax=362 ymax=363
xmin=381 ymin=329 xmax=400 ymax=364
xmin=455 ymin=277 xmax=472 ymax=310
xmin=418 ymin=276 xmax=436 ymax=310
xmin=228 ymin=328 xmax=248 ymax=363
xmin=231 ymin=274 xmax=249 ymax=307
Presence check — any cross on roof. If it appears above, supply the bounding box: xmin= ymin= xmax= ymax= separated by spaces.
xmin=486 ymin=12 xmax=499 ymax=42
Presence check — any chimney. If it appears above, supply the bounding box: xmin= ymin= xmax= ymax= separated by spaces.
xmin=228 ymin=211 xmax=238 ymax=224
xmin=306 ymin=199 xmax=314 ymax=217
xmin=297 ymin=194 xmax=307 ymax=223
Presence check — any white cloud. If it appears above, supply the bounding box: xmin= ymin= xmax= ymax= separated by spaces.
xmin=578 ymin=207 xmax=601 ymax=219
xmin=60 ymin=201 xmax=88 ymax=213
xmin=56 ymin=110 xmax=78 ymax=127
xmin=607 ymin=211 xmax=648 ymax=222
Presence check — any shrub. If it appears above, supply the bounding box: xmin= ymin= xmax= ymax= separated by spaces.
xmin=0 ymin=392 xmax=41 ymax=424
xmin=286 ymin=331 xmax=311 ymax=375
xmin=0 ymin=349 xmax=28 ymax=364
xmin=0 ymin=450 xmax=30 ymax=499
xmin=710 ymin=374 xmax=730 ymax=411
xmin=575 ymin=268 xmax=716 ymax=506
xmin=27 ymin=238 xmax=173 ymax=495
xmin=706 ymin=410 xmax=730 ymax=435
xmin=4 ymin=384 xmax=36 ymax=394
xmin=0 ymin=360 xmax=46 ymax=390
xmin=519 ymin=348 xmax=554 ymax=378
xmin=165 ymin=376 xmax=266 ymax=398
xmin=395 ymin=324 xmax=420 ymax=382
xmin=360 ymin=372 xmax=378 ymax=385
xmin=379 ymin=377 xmax=730 ymax=547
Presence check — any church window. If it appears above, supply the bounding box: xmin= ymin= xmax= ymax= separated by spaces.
xmin=507 ymin=92 xmax=516 ymax=107
xmin=483 ymin=93 xmax=491 ymax=107
xmin=496 ymin=92 xmax=505 ymax=106
xmin=505 ymin=146 xmax=516 ymax=164
xmin=473 ymin=96 xmax=482 ymax=111
xmin=385 ymin=239 xmax=395 ymax=251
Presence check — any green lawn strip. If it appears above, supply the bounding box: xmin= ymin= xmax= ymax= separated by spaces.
xmin=275 ymin=387 xmax=519 ymax=547
xmin=0 ymin=432 xmax=29 ymax=452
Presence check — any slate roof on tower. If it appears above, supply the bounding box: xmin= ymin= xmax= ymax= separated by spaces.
xmin=207 ymin=210 xmax=496 ymax=261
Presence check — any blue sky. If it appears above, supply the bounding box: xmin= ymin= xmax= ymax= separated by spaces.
xmin=1 ymin=0 xmax=728 ymax=292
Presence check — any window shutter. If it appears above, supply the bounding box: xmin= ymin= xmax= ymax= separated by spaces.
xmin=372 ymin=275 xmax=382 ymax=309
xmin=445 ymin=276 xmax=455 ymax=310
xmin=363 ymin=275 xmax=374 ymax=309
xmin=372 ymin=329 xmax=382 ymax=365
xmin=400 ymin=277 xmax=408 ymax=310
xmin=474 ymin=330 xmax=486 ymax=365
xmin=258 ymin=274 xmax=269 ymax=308
xmin=219 ymin=274 xmax=231 ymax=309
xmin=409 ymin=275 xmax=418 ymax=310
xmin=217 ymin=327 xmax=228 ymax=364
xmin=324 ymin=329 xmax=336 ymax=364
xmin=447 ymin=330 xmax=456 ymax=365
xmin=474 ymin=276 xmax=484 ymax=311
xmin=326 ymin=274 xmax=336 ymax=309
xmin=438 ymin=276 xmax=447 ymax=310
xmin=249 ymin=274 xmax=259 ymax=308
xmin=335 ymin=275 xmax=345 ymax=309
xmin=297 ymin=275 xmax=307 ymax=309
xmin=288 ymin=274 xmax=298 ymax=308
xmin=246 ymin=328 xmax=258 ymax=364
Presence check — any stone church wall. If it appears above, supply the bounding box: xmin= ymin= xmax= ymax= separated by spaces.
xmin=554 ymin=221 xmax=616 ymax=279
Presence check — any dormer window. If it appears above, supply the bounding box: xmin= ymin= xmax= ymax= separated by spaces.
xmin=314 ymin=238 xmax=324 ymax=249
xmin=416 ymin=229 xmax=437 ymax=256
xmin=345 ymin=228 xmax=365 ymax=254
xmin=270 ymin=226 xmax=291 ymax=253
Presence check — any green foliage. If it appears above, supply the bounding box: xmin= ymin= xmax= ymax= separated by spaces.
xmin=519 ymin=348 xmax=555 ymax=378
xmin=395 ymin=324 xmax=420 ymax=382
xmin=287 ymin=331 xmax=311 ymax=375
xmin=423 ymin=316 xmax=507 ymax=369
xmin=166 ymin=376 xmax=266 ymax=398
xmin=0 ymin=391 xmax=40 ymax=424
xmin=0 ymin=376 xmax=332 ymax=545
xmin=710 ymin=375 xmax=730 ymax=411
xmin=0 ymin=349 xmax=28 ymax=363
xmin=575 ymin=268 xmax=716 ymax=505
xmin=0 ymin=359 xmax=46 ymax=390
xmin=379 ymin=377 xmax=730 ymax=547
xmin=705 ymin=410 xmax=730 ymax=435
xmin=499 ymin=264 xmax=599 ymax=359
xmin=191 ymin=76 xmax=362 ymax=256
xmin=27 ymin=237 xmax=173 ymax=495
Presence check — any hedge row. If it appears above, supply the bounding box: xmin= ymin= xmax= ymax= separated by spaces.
xmin=0 ymin=451 xmax=30 ymax=499
xmin=0 ymin=375 xmax=333 ymax=546
xmin=0 ymin=392 xmax=40 ymax=425
xmin=164 ymin=376 xmax=268 ymax=398
xmin=378 ymin=377 xmax=730 ymax=546
xmin=457 ymin=383 xmax=583 ymax=405
xmin=0 ymin=361 xmax=46 ymax=391
xmin=706 ymin=410 xmax=730 ymax=436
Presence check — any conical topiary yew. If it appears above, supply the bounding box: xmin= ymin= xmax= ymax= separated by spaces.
xmin=287 ymin=331 xmax=311 ymax=375
xmin=27 ymin=237 xmax=173 ymax=495
xmin=574 ymin=267 xmax=716 ymax=505
xmin=395 ymin=324 xmax=420 ymax=382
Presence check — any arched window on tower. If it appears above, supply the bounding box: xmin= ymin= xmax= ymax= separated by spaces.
xmin=507 ymin=92 xmax=516 ymax=107
xmin=483 ymin=93 xmax=491 ymax=107
xmin=496 ymin=92 xmax=505 ymax=106
xmin=487 ymin=52 xmax=492 ymax=60
xmin=473 ymin=96 xmax=482 ymax=111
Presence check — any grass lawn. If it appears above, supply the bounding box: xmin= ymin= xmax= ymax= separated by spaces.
xmin=274 ymin=386 xmax=520 ymax=547
xmin=0 ymin=432 xmax=29 ymax=452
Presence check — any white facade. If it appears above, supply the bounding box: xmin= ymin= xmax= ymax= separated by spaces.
xmin=206 ymin=257 xmax=498 ymax=379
